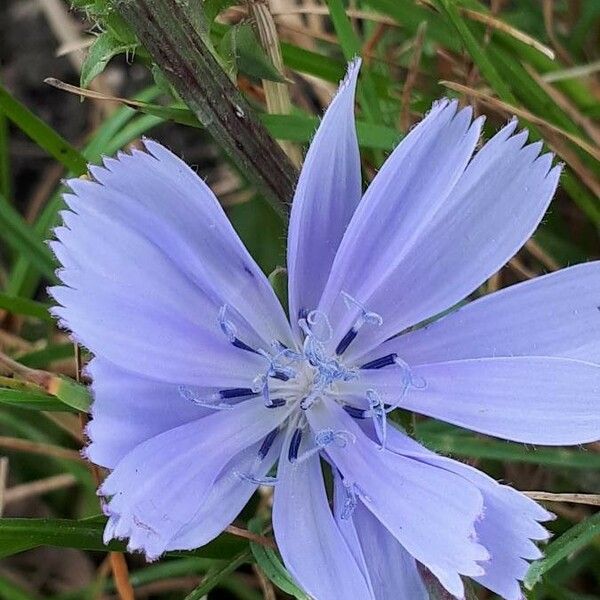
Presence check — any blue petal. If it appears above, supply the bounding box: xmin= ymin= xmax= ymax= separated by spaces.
xmin=307 ymin=401 xmax=488 ymax=597
xmin=51 ymin=141 xmax=293 ymax=383
xmin=333 ymin=472 xmax=428 ymax=600
xmin=287 ymin=60 xmax=362 ymax=335
xmin=359 ymin=261 xmax=600 ymax=366
xmin=319 ymin=112 xmax=560 ymax=361
xmin=167 ymin=436 xmax=282 ymax=551
xmin=382 ymin=426 xmax=552 ymax=600
xmin=101 ymin=399 xmax=290 ymax=560
xmin=273 ymin=427 xmax=373 ymax=600
xmin=85 ymin=358 xmax=206 ymax=469
xmin=358 ymin=356 xmax=600 ymax=444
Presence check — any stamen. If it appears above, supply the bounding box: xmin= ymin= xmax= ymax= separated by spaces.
xmin=265 ymin=398 xmax=286 ymax=409
xmin=343 ymin=405 xmax=367 ymax=419
xmin=258 ymin=428 xmax=279 ymax=460
xmin=336 ymin=292 xmax=383 ymax=355
xmin=288 ymin=428 xmax=303 ymax=463
xmin=335 ymin=328 xmax=358 ymax=356
xmin=360 ymin=353 xmax=398 ymax=370
xmin=179 ymin=386 xmax=235 ymax=410
xmin=294 ymin=428 xmax=356 ymax=464
xmin=340 ymin=480 xmax=358 ymax=520
xmin=219 ymin=387 xmax=257 ymax=399
xmin=367 ymin=389 xmax=386 ymax=450
xmin=218 ymin=305 xmax=259 ymax=354
xmin=237 ymin=472 xmax=278 ymax=486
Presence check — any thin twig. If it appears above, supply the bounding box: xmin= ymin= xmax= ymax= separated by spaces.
xmin=0 ymin=436 xmax=83 ymax=462
xmin=0 ymin=457 xmax=8 ymax=516
xmin=525 ymin=239 xmax=560 ymax=272
xmin=225 ymin=524 xmax=277 ymax=549
xmin=115 ymin=0 xmax=297 ymax=218
xmin=440 ymin=81 xmax=600 ymax=163
xmin=524 ymin=491 xmax=600 ymax=506
xmin=3 ymin=473 xmax=77 ymax=504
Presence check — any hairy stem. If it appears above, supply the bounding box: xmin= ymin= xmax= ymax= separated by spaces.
xmin=114 ymin=0 xmax=298 ymax=218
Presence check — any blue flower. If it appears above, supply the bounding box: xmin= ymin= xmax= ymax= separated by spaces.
xmin=49 ymin=60 xmax=600 ymax=600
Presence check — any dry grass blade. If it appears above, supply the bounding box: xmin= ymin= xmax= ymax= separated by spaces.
xmin=462 ymin=8 xmax=555 ymax=60
xmin=0 ymin=435 xmax=83 ymax=462
xmin=225 ymin=524 xmax=277 ymax=549
xmin=440 ymin=80 xmax=600 ymax=163
xmin=4 ymin=473 xmax=77 ymax=504
xmin=542 ymin=59 xmax=600 ymax=83
xmin=246 ymin=0 xmax=302 ymax=166
xmin=524 ymin=491 xmax=600 ymax=506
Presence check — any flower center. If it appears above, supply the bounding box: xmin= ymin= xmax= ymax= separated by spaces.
xmin=178 ymin=299 xmax=425 ymax=503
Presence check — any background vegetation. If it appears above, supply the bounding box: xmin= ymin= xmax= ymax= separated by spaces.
xmin=0 ymin=0 xmax=599 ymax=598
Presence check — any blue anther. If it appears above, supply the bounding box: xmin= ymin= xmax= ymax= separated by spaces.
xmin=360 ymin=353 xmax=398 ymax=370
xmin=232 ymin=338 xmax=260 ymax=354
xmin=258 ymin=428 xmax=279 ymax=460
xmin=219 ymin=387 xmax=256 ymax=399
xmin=265 ymin=398 xmax=286 ymax=409
xmin=335 ymin=328 xmax=358 ymax=356
xmin=343 ymin=405 xmax=367 ymax=419
xmin=288 ymin=428 xmax=303 ymax=463
xmin=218 ymin=305 xmax=259 ymax=354
xmin=272 ymin=370 xmax=291 ymax=382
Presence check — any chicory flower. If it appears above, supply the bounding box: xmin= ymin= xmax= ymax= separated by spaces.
xmin=50 ymin=60 xmax=600 ymax=600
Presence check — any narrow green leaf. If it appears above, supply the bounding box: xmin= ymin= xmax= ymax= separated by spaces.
xmin=525 ymin=512 xmax=600 ymax=589
xmin=418 ymin=428 xmax=600 ymax=470
xmin=184 ymin=549 xmax=252 ymax=600
xmin=0 ymin=386 xmax=70 ymax=412
xmin=268 ymin=267 xmax=288 ymax=314
xmin=0 ymin=517 xmax=245 ymax=559
xmin=0 ymin=575 xmax=37 ymax=600
xmin=220 ymin=24 xmax=285 ymax=82
xmin=0 ymin=292 xmax=52 ymax=321
xmin=432 ymin=0 xmax=517 ymax=104
xmin=0 ymin=104 xmax=10 ymax=200
xmin=0 ymin=191 xmax=57 ymax=280
xmin=0 ymin=83 xmax=87 ymax=174
xmin=249 ymin=519 xmax=309 ymax=599
xmin=81 ymin=32 xmax=132 ymax=88
xmin=17 ymin=343 xmax=79 ymax=369
xmin=325 ymin=0 xmax=383 ymax=124
xmin=47 ymin=376 xmax=91 ymax=413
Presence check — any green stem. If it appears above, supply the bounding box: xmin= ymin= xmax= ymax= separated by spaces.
xmin=114 ymin=0 xmax=298 ymax=219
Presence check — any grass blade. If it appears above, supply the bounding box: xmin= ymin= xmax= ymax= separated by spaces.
xmin=0 ymin=83 xmax=87 ymax=175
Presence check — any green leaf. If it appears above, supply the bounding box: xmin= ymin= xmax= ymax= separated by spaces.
xmin=0 ymin=386 xmax=71 ymax=412
xmin=525 ymin=512 xmax=600 ymax=589
xmin=248 ymin=518 xmax=309 ymax=599
xmin=0 ymin=191 xmax=57 ymax=281
xmin=0 ymin=517 xmax=246 ymax=560
xmin=431 ymin=0 xmax=517 ymax=104
xmin=47 ymin=376 xmax=91 ymax=413
xmin=219 ymin=23 xmax=285 ymax=82
xmin=0 ymin=575 xmax=37 ymax=600
xmin=184 ymin=549 xmax=252 ymax=600
xmin=325 ymin=0 xmax=383 ymax=124
xmin=418 ymin=427 xmax=600 ymax=470
xmin=81 ymin=32 xmax=133 ymax=88
xmin=268 ymin=267 xmax=288 ymax=314
xmin=17 ymin=343 xmax=79 ymax=369
xmin=0 ymin=292 xmax=52 ymax=321
xmin=0 ymin=82 xmax=87 ymax=174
